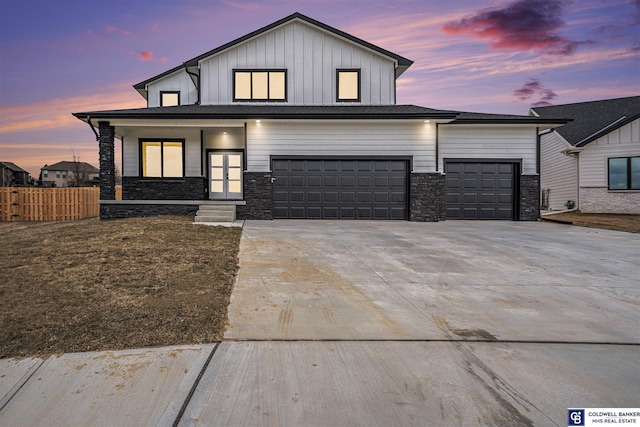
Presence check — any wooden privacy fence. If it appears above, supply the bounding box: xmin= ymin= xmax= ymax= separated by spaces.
xmin=1 ymin=187 xmax=103 ymax=222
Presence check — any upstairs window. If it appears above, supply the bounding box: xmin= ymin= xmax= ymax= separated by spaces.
xmin=336 ymin=69 xmax=360 ymax=102
xmin=608 ymin=157 xmax=640 ymax=190
xmin=141 ymin=140 xmax=184 ymax=178
xmin=56 ymin=171 xmax=61 ymax=178
xmin=43 ymin=170 xmax=48 ymax=177
xmin=234 ymin=70 xmax=286 ymax=101
xmin=160 ymin=91 xmax=180 ymax=106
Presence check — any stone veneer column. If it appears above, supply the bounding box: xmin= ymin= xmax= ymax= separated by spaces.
xmin=98 ymin=121 xmax=116 ymax=201
xmin=236 ymin=172 xmax=273 ymax=220
xmin=409 ymin=173 xmax=446 ymax=222
xmin=519 ymin=174 xmax=540 ymax=221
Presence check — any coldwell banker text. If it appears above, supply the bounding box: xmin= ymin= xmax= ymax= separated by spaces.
xmin=569 ymin=409 xmax=640 ymax=426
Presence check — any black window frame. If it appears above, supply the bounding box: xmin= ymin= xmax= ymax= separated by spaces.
xmin=232 ymin=69 xmax=287 ymax=102
xmin=160 ymin=91 xmax=180 ymax=107
xmin=139 ymin=138 xmax=186 ymax=179
xmin=336 ymin=68 xmax=361 ymax=102
xmin=608 ymin=156 xmax=640 ymax=190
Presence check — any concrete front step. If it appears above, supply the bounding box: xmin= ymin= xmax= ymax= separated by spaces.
xmin=195 ymin=205 xmax=237 ymax=222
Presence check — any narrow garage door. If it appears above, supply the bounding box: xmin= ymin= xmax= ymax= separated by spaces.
xmin=445 ymin=162 xmax=515 ymax=220
xmin=272 ymin=159 xmax=408 ymax=219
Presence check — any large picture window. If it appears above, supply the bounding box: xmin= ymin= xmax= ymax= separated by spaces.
xmin=336 ymin=69 xmax=360 ymax=102
xmin=141 ymin=140 xmax=184 ymax=178
xmin=233 ymin=70 xmax=286 ymax=101
xmin=608 ymin=156 xmax=640 ymax=190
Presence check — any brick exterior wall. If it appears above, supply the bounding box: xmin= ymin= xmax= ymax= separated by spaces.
xmin=519 ymin=174 xmax=540 ymax=221
xmin=580 ymin=187 xmax=640 ymax=214
xmin=98 ymin=122 xmax=116 ymax=201
xmin=409 ymin=172 xmax=445 ymax=222
xmin=122 ymin=177 xmax=206 ymax=200
xmin=236 ymin=172 xmax=273 ymax=220
xmin=100 ymin=203 xmax=198 ymax=219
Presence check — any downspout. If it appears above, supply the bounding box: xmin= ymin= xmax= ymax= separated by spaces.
xmin=185 ymin=66 xmax=201 ymax=105
xmin=537 ymin=128 xmax=554 ymax=215
xmin=86 ymin=115 xmax=100 ymax=141
xmin=435 ymin=123 xmax=440 ymax=172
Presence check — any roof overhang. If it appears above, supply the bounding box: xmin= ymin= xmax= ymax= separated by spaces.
xmin=73 ymin=105 xmax=458 ymax=123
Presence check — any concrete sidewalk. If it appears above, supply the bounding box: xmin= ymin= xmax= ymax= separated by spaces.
xmin=1 ymin=221 xmax=638 ymax=426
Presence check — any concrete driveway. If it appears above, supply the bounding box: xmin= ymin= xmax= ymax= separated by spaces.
xmin=2 ymin=220 xmax=638 ymax=426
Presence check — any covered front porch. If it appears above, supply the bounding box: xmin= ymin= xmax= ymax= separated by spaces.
xmin=94 ymin=121 xmax=272 ymax=220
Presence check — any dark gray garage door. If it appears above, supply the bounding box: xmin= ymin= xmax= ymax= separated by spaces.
xmin=445 ymin=162 xmax=515 ymax=220
xmin=272 ymin=159 xmax=408 ymax=219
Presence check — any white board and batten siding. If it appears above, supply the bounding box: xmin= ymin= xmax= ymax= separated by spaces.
xmin=540 ymin=131 xmax=578 ymax=210
xmin=579 ymin=118 xmax=640 ymax=187
xmin=199 ymin=21 xmax=396 ymax=106
xmin=438 ymin=125 xmax=539 ymax=174
xmin=246 ymin=121 xmax=436 ymax=172
xmin=121 ymin=128 xmax=202 ymax=177
xmin=146 ymin=70 xmax=198 ymax=108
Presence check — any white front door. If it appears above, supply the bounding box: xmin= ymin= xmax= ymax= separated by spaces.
xmin=209 ymin=152 xmax=243 ymax=199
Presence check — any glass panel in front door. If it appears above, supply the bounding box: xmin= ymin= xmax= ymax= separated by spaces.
xmin=226 ymin=154 xmax=243 ymax=199
xmin=209 ymin=152 xmax=243 ymax=199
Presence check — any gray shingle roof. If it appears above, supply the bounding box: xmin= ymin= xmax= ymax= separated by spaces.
xmin=74 ymin=104 xmax=458 ymax=120
xmin=531 ymin=96 xmax=640 ymax=146
xmin=43 ymin=161 xmax=99 ymax=173
xmin=0 ymin=161 xmax=29 ymax=174
xmin=73 ymin=104 xmax=567 ymax=125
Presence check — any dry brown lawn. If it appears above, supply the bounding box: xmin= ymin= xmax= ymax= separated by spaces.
xmin=542 ymin=212 xmax=640 ymax=233
xmin=0 ymin=216 xmax=241 ymax=359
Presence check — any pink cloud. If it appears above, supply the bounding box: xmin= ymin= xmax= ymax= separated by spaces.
xmin=152 ymin=22 xmax=159 ymax=31
xmin=160 ymin=56 xmax=169 ymax=63
xmin=442 ymin=0 xmax=594 ymax=55
xmin=106 ymin=25 xmax=134 ymax=36
xmin=137 ymin=51 xmax=153 ymax=61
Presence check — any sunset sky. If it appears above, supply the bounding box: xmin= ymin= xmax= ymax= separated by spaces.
xmin=1 ymin=0 xmax=638 ymax=177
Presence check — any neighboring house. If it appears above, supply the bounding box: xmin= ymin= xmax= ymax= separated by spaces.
xmin=531 ymin=96 xmax=639 ymax=214
xmin=0 ymin=162 xmax=31 ymax=186
xmin=41 ymin=161 xmax=100 ymax=188
xmin=73 ymin=12 xmax=565 ymax=221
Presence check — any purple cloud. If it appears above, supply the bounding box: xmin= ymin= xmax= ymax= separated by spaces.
xmin=513 ymin=78 xmax=557 ymax=106
xmin=442 ymin=0 xmax=594 ymax=55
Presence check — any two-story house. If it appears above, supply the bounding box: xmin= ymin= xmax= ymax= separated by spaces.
xmin=73 ymin=12 xmax=565 ymax=221
xmin=41 ymin=161 xmax=100 ymax=188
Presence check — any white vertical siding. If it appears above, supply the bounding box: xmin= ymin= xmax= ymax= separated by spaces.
xmin=246 ymin=121 xmax=436 ymax=172
xmin=199 ymin=21 xmax=396 ymax=106
xmin=121 ymin=128 xmax=202 ymax=176
xmin=439 ymin=125 xmax=538 ymax=174
xmin=579 ymin=118 xmax=640 ymax=187
xmin=540 ymin=131 xmax=577 ymax=210
xmin=147 ymin=70 xmax=197 ymax=107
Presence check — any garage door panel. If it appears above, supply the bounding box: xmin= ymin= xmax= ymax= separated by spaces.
xmin=290 ymin=207 xmax=305 ymax=218
xmin=499 ymin=179 xmax=513 ymax=189
xmin=358 ymin=176 xmax=372 ymax=187
xmin=307 ymin=207 xmax=322 ymax=218
xmin=358 ymin=192 xmax=372 ymax=203
xmin=273 ymin=159 xmax=407 ymax=220
xmin=341 ymin=192 xmax=355 ymax=203
xmin=290 ymin=191 xmax=305 ymax=202
xmin=308 ymin=192 xmax=321 ymax=203
xmin=291 ymin=176 xmax=304 ymax=187
xmin=341 ymin=176 xmax=355 ymax=186
xmin=463 ymin=178 xmax=478 ymax=188
xmin=446 ymin=161 xmax=515 ymax=220
xmin=307 ymin=176 xmax=321 ymax=187
xmin=324 ymin=192 xmax=338 ymax=203
xmin=391 ymin=192 xmax=406 ymax=203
